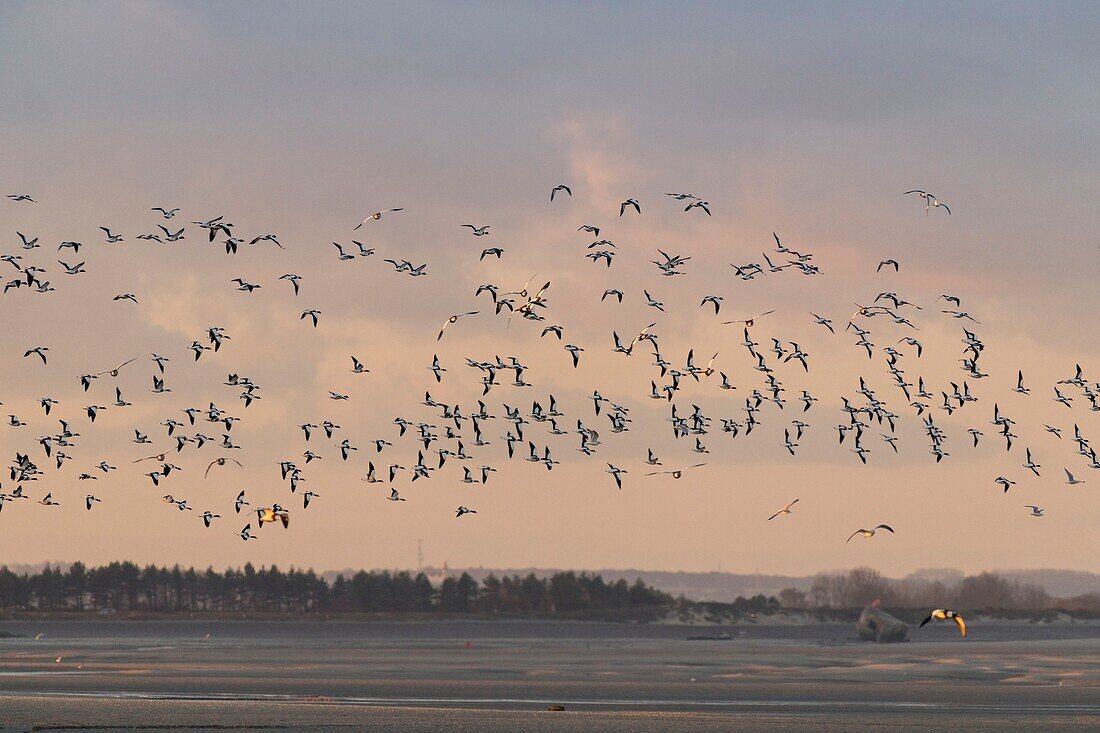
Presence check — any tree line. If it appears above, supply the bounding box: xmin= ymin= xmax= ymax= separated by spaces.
xmin=0 ymin=562 xmax=671 ymax=614
xmin=778 ymin=567 xmax=1100 ymax=611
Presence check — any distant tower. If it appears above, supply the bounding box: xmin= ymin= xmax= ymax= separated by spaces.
xmin=417 ymin=538 xmax=423 ymax=573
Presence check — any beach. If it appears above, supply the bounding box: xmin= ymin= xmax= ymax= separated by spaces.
xmin=0 ymin=619 xmax=1098 ymax=731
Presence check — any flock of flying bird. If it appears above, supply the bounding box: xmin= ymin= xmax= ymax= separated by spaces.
xmin=0 ymin=185 xmax=1086 ymax=593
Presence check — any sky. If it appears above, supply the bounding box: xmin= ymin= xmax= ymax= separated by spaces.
xmin=0 ymin=2 xmax=1098 ymax=578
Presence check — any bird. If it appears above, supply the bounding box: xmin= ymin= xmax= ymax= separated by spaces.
xmin=645 ymin=464 xmax=706 ymax=479
xmin=456 ymin=505 xmax=477 ymax=517
xmin=151 ymin=207 xmax=179 ymax=218
xmin=550 ymin=185 xmax=571 ymax=201
xmin=684 ymin=200 xmax=711 ymax=215
xmin=919 ymin=609 xmax=966 ymax=638
xmin=204 ymin=457 xmax=243 ymax=478
xmin=768 ymin=499 xmax=799 ymax=521
xmin=1025 ymin=505 xmax=1045 ymax=517
xmin=438 ymin=312 xmax=478 ymax=340
xmin=279 ymin=273 xmax=302 ymax=295
xmin=23 ymin=347 xmax=49 ymax=365
xmin=724 ymin=310 xmax=775 ymax=328
xmin=846 ymin=525 xmax=894 ymax=542
xmin=877 ymin=259 xmax=899 ymax=273
xmin=619 ymin=198 xmax=641 ymax=216
xmin=463 ymin=225 xmax=490 ymax=236
xmin=353 ymin=208 xmax=403 ymax=229
xmin=904 ymin=190 xmax=951 ymax=215
xmin=257 ymin=506 xmax=290 ymax=528
xmin=1065 ymin=469 xmax=1085 ymax=485
xmin=606 ymin=464 xmax=627 ymax=490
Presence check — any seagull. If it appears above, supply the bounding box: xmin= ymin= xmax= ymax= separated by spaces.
xmin=301 ymin=309 xmax=322 ymax=327
xmin=645 ymin=463 xmax=706 ymax=479
xmin=1065 ymin=469 xmax=1085 ymax=485
xmin=550 ymin=185 xmax=572 ymax=201
xmin=846 ymin=524 xmax=894 ymax=542
xmin=234 ymin=490 xmax=249 ymax=514
xmin=724 ymin=310 xmax=775 ymax=328
xmin=353 ymin=208 xmax=403 ymax=229
xmin=202 ymin=511 xmax=220 ymax=527
xmin=438 ymin=312 xmax=478 ymax=340
xmin=619 ymin=198 xmax=641 ymax=216
xmin=877 ymin=259 xmax=899 ymax=273
xmin=151 ymin=207 xmax=179 ymax=218
xmin=904 ymin=190 xmax=951 ymax=215
xmin=463 ymin=225 xmax=490 ymax=236
xmin=100 ymin=227 xmax=123 ymax=243
xmin=387 ymin=488 xmax=406 ymax=502
xmin=84 ymin=495 xmax=101 ymax=510
xmin=204 ymin=457 xmax=243 ymax=478
xmin=920 ymin=609 xmax=966 ymax=638
xmin=1025 ymin=505 xmax=1044 ymax=517
xmin=8 ymin=194 xmax=36 ymax=202
xmin=768 ymin=499 xmax=799 ymax=521
xmin=456 ymin=505 xmax=477 ymax=517
xmin=994 ymin=476 xmax=1016 ymax=493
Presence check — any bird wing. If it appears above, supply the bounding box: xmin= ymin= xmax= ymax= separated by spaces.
xmin=954 ymin=615 xmax=966 ymax=638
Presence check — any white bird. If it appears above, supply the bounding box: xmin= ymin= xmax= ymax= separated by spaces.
xmin=768 ymin=499 xmax=799 ymax=521
xmin=353 ymin=208 xmax=403 ymax=229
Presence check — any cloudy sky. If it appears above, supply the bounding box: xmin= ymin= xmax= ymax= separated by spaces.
xmin=0 ymin=2 xmax=1098 ymax=577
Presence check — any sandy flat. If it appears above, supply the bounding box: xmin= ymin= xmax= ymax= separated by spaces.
xmin=0 ymin=620 xmax=1097 ymax=731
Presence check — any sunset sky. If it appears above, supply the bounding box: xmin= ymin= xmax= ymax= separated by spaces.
xmin=1 ymin=2 xmax=1098 ymax=577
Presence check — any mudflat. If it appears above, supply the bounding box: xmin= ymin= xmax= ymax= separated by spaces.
xmin=0 ymin=620 xmax=1097 ymax=731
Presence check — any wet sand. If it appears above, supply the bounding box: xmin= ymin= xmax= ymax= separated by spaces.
xmin=0 ymin=620 xmax=1097 ymax=731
